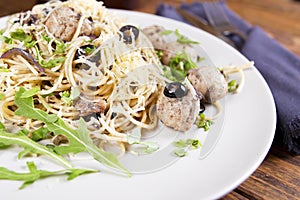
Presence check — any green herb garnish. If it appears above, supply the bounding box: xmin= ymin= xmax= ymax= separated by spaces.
xmin=0 ymin=162 xmax=98 ymax=189
xmin=40 ymin=56 xmax=66 ymax=68
xmin=84 ymin=45 xmax=96 ymax=55
xmin=54 ymin=40 xmax=66 ymax=54
xmin=20 ymin=86 xmax=40 ymax=98
xmin=30 ymin=127 xmax=51 ymax=142
xmin=163 ymin=52 xmax=198 ymax=81
xmin=61 ymin=87 xmax=80 ymax=106
xmin=0 ymin=35 xmax=13 ymax=44
xmin=127 ymin=128 xmax=159 ymax=154
xmin=161 ymin=29 xmax=199 ymax=44
xmin=0 ymin=122 xmax=71 ymax=168
xmin=61 ymin=91 xmax=72 ymax=106
xmin=14 ymin=87 xmax=130 ymax=176
xmin=173 ymin=138 xmax=202 ymax=157
xmin=42 ymin=34 xmax=51 ymax=43
xmin=195 ymin=113 xmax=213 ymax=131
xmin=0 ymin=67 xmax=10 ymax=72
xmin=0 ymin=93 xmax=5 ymax=101
xmin=228 ymin=80 xmax=239 ymax=93
xmin=10 ymin=29 xmax=36 ymax=48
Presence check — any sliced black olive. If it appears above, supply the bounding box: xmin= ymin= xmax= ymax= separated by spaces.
xmin=75 ymin=45 xmax=96 ymax=60
xmin=199 ymin=102 xmax=205 ymax=113
xmin=119 ymin=25 xmax=139 ymax=44
xmin=111 ymin=112 xmax=117 ymax=119
xmin=75 ymin=45 xmax=100 ymax=69
xmin=163 ymin=82 xmax=187 ymax=98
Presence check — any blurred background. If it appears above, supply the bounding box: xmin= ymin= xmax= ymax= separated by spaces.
xmin=0 ymin=0 xmax=299 ymax=56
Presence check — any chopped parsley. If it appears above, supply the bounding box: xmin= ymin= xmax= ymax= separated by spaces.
xmin=173 ymin=138 xmax=202 ymax=157
xmin=54 ymin=40 xmax=66 ymax=54
xmin=40 ymin=56 xmax=66 ymax=68
xmin=195 ymin=113 xmax=213 ymax=131
xmin=10 ymin=29 xmax=36 ymax=48
xmin=61 ymin=87 xmax=80 ymax=106
xmin=0 ymin=67 xmax=10 ymax=72
xmin=228 ymin=80 xmax=239 ymax=93
xmin=162 ymin=52 xmax=198 ymax=81
xmin=161 ymin=29 xmax=199 ymax=44
xmin=0 ymin=93 xmax=5 ymax=101
xmin=61 ymin=91 xmax=72 ymax=106
xmin=42 ymin=34 xmax=51 ymax=43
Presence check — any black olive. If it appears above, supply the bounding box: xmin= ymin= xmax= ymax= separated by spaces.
xmin=199 ymin=102 xmax=205 ymax=113
xmin=119 ymin=25 xmax=139 ymax=44
xmin=111 ymin=112 xmax=117 ymax=119
xmin=75 ymin=45 xmax=96 ymax=60
xmin=164 ymin=82 xmax=187 ymax=98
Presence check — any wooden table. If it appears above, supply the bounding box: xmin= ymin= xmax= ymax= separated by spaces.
xmin=1 ymin=0 xmax=299 ymax=199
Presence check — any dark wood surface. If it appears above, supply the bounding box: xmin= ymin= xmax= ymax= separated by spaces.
xmin=0 ymin=0 xmax=299 ymax=199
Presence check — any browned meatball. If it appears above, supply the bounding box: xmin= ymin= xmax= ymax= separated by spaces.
xmin=74 ymin=98 xmax=106 ymax=117
xmin=45 ymin=7 xmax=93 ymax=41
xmin=161 ymin=41 xmax=199 ymax=65
xmin=188 ymin=66 xmax=228 ymax=103
xmin=142 ymin=25 xmax=166 ymax=50
xmin=156 ymin=86 xmax=200 ymax=131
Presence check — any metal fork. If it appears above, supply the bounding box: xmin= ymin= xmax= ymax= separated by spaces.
xmin=203 ymin=2 xmax=247 ymax=50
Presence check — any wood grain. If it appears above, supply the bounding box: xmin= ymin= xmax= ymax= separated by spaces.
xmin=0 ymin=0 xmax=299 ymax=199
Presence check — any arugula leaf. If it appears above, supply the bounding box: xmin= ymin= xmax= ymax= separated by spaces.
xmin=0 ymin=123 xmax=72 ymax=168
xmin=161 ymin=29 xmax=199 ymax=44
xmin=31 ymin=127 xmax=51 ymax=142
xmin=10 ymin=29 xmax=32 ymax=42
xmin=0 ymin=162 xmax=98 ymax=189
xmin=127 ymin=128 xmax=159 ymax=154
xmin=174 ymin=29 xmax=199 ymax=44
xmin=0 ymin=123 xmax=9 ymax=148
xmin=14 ymin=88 xmax=131 ymax=176
xmin=20 ymin=86 xmax=40 ymax=98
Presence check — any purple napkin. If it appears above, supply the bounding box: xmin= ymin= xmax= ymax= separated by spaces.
xmin=156 ymin=2 xmax=300 ymax=154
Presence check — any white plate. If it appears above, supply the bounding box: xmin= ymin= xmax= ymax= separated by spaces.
xmin=0 ymin=9 xmax=276 ymax=200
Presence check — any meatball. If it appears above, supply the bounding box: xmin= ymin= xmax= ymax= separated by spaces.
xmin=45 ymin=7 xmax=93 ymax=41
xmin=187 ymin=66 xmax=228 ymax=103
xmin=156 ymin=86 xmax=200 ymax=131
xmin=161 ymin=41 xmax=199 ymax=65
xmin=74 ymin=98 xmax=106 ymax=117
xmin=142 ymin=25 xmax=166 ymax=50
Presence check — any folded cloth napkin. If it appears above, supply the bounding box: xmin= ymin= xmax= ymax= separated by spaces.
xmin=156 ymin=1 xmax=300 ymax=154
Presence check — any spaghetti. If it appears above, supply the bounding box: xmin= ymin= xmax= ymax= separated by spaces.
xmin=0 ymin=0 xmax=164 ymax=150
